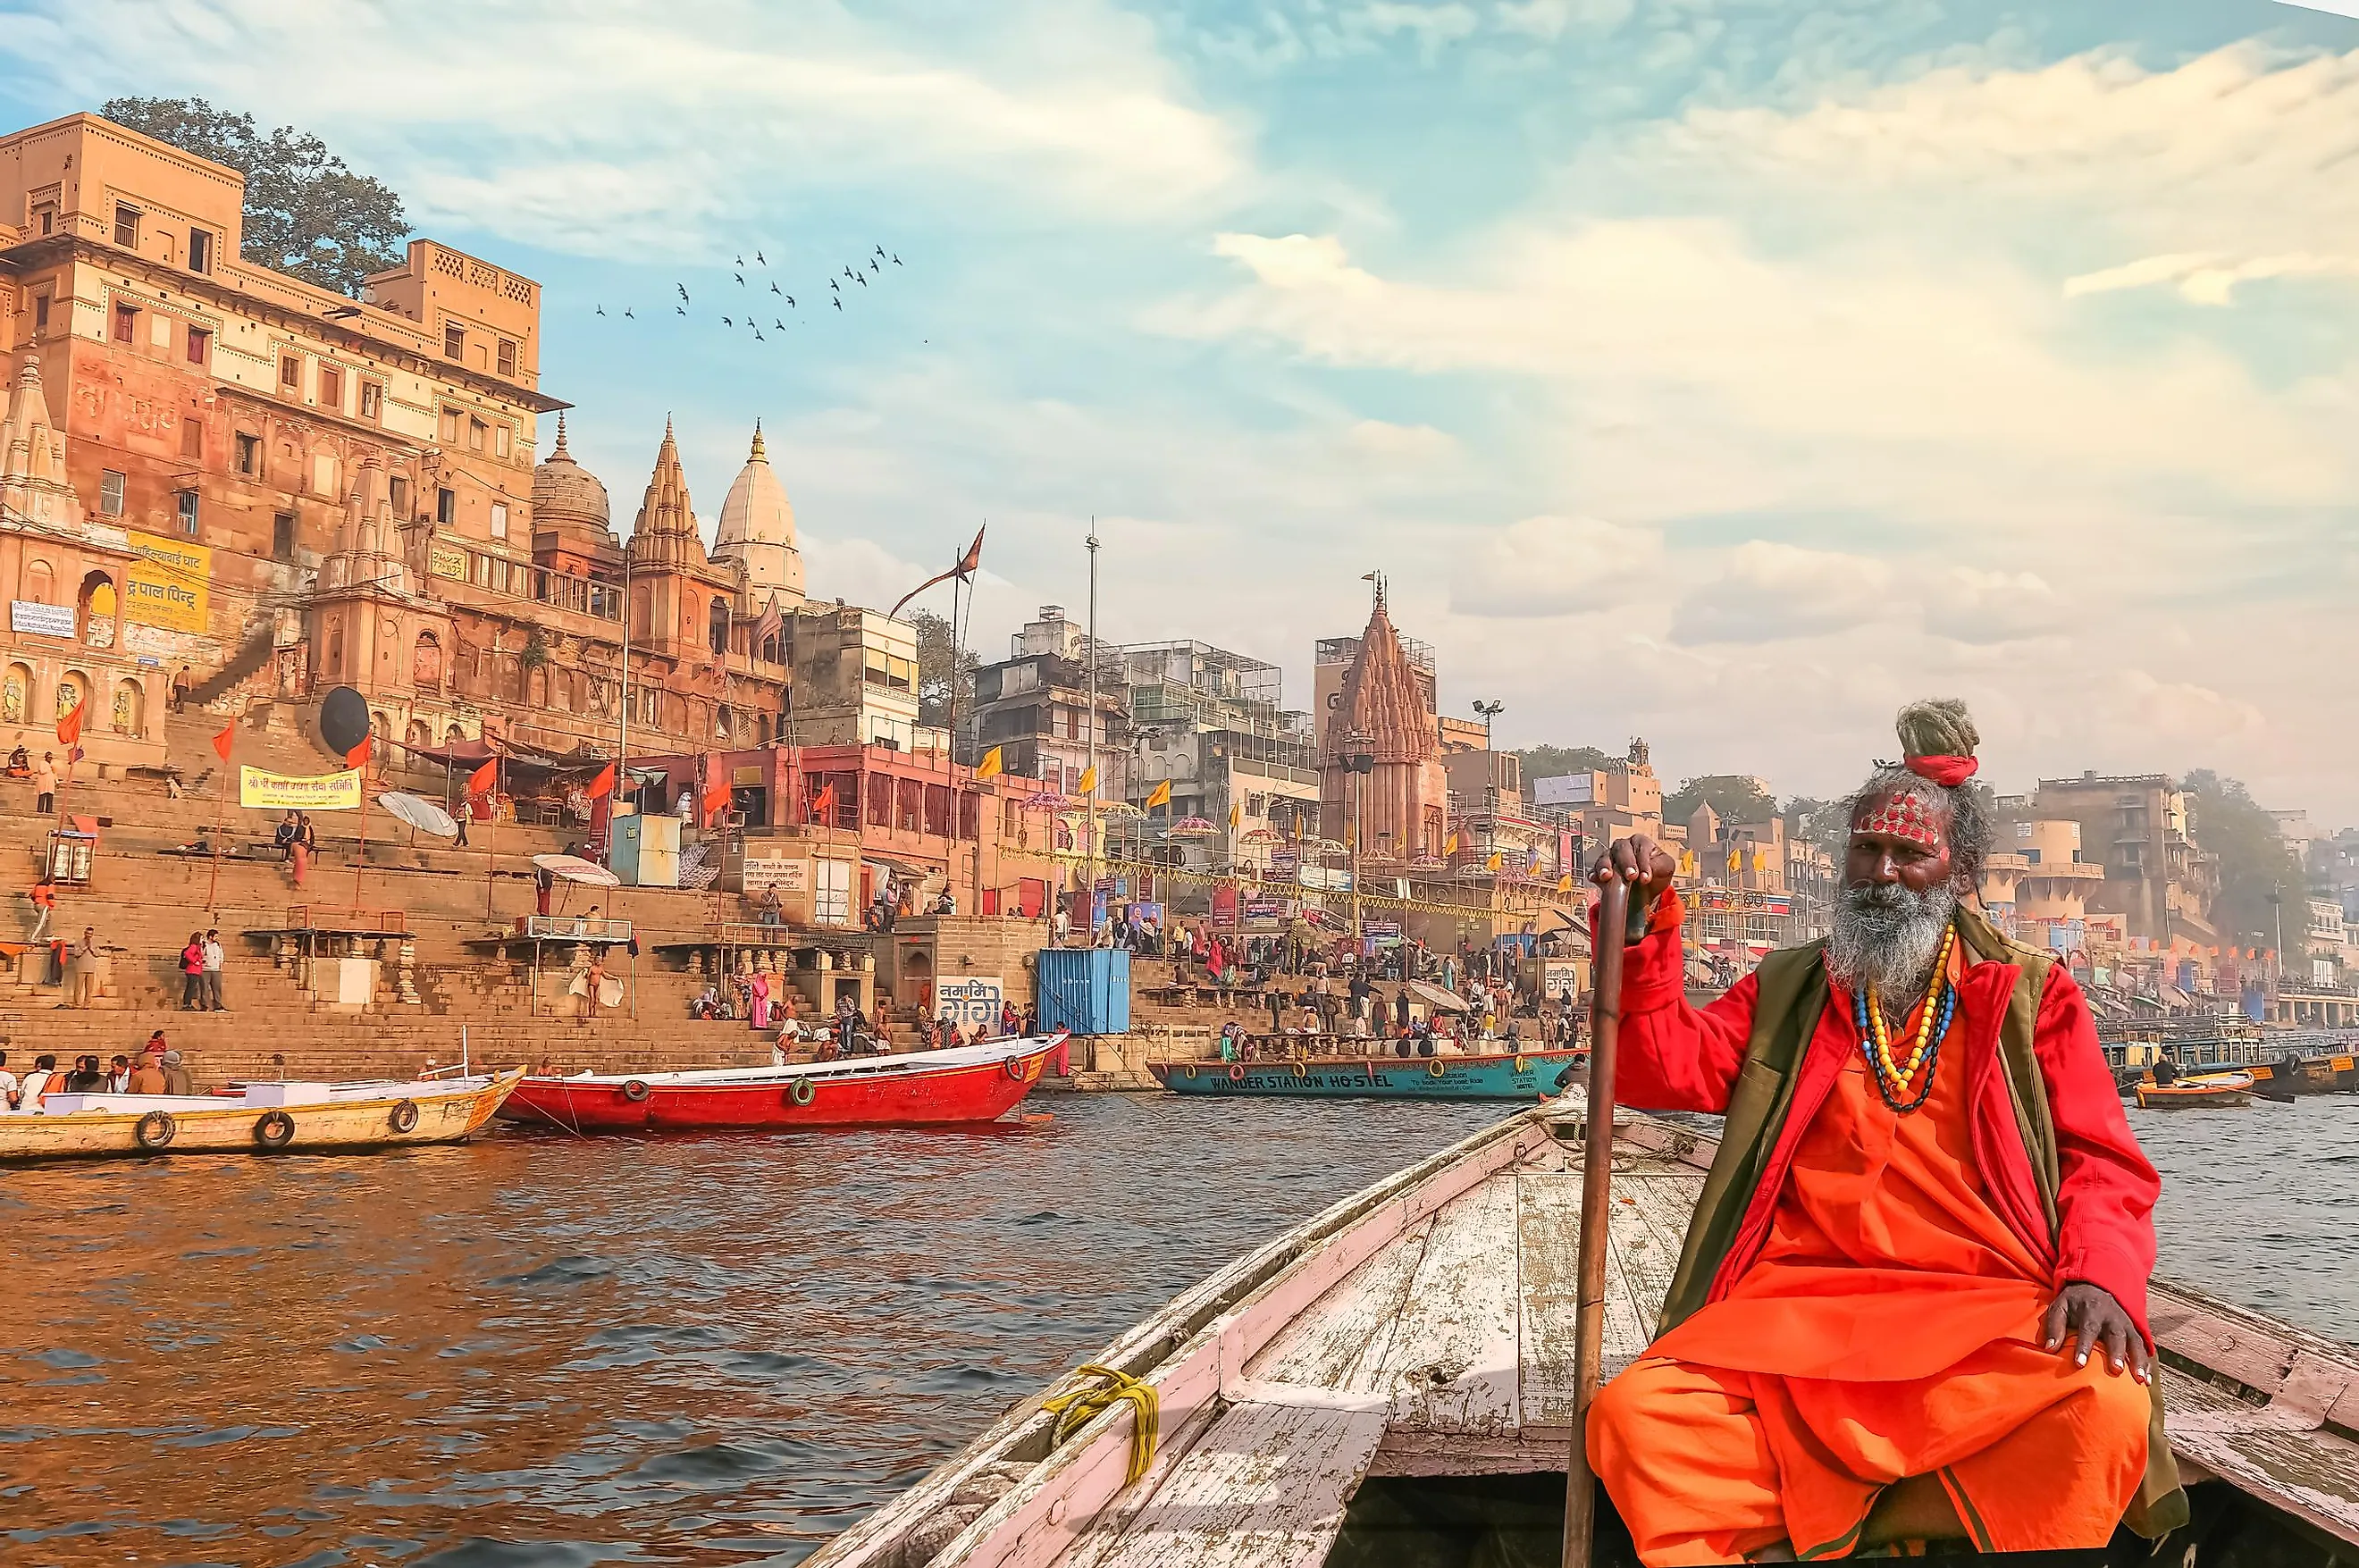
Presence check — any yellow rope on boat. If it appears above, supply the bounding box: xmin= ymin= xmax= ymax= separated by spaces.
xmin=1042 ymin=1363 xmax=1159 ymax=1485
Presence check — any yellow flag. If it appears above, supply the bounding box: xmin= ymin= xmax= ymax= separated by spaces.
xmin=1444 ymin=831 xmax=1460 ymax=856
xmin=1556 ymin=872 xmax=1574 ymax=893
xmin=1485 ymin=851 xmax=1503 ymax=872
xmin=1229 ymin=802 xmax=1241 ymax=829
xmin=1679 ymin=850 xmax=1697 ymax=876
xmin=974 ymin=745 xmax=1003 ymax=781
xmin=1076 ymin=765 xmax=1097 ymax=796
xmin=1145 ymin=779 xmax=1171 ymax=810
xmin=1726 ymin=848 xmax=1742 ymax=872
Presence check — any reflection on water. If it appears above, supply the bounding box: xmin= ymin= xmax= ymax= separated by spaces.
xmin=2 ymin=1091 xmax=2347 ymax=1566
xmin=0 ymin=1095 xmax=1500 ymax=1565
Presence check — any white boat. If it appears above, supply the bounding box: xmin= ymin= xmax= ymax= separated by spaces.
xmin=0 ymin=1070 xmax=523 ymax=1161
xmin=805 ymin=1103 xmax=2359 ymax=1566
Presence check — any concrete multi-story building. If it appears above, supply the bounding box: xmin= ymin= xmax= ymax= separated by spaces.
xmin=967 ymin=604 xmax=1129 ymax=801
xmin=1125 ymin=637 xmax=1318 ymax=854
xmin=0 ymin=109 xmax=797 ymax=769
xmin=2026 ymin=772 xmax=2218 ymax=950
xmin=781 ymin=600 xmax=933 ymax=754
xmin=1980 ymin=818 xmax=2110 ymax=955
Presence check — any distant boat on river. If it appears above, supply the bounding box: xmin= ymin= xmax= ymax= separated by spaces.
xmin=2136 ymin=1070 xmax=2256 ymax=1110
xmin=1150 ymin=1044 xmax=1583 ymax=1101
xmin=499 ymin=1035 xmax=1063 ymax=1133
xmin=0 ymin=1070 xmax=522 ymax=1162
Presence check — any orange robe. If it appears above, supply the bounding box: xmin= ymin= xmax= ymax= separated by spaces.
xmin=1589 ymin=968 xmax=2151 ymax=1564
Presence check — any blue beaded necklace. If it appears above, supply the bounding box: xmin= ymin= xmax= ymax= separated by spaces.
xmin=1851 ymin=956 xmax=1959 ymax=1114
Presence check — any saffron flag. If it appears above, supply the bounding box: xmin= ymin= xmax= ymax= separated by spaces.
xmin=1229 ymin=803 xmax=1241 ymax=829
xmin=1444 ymin=830 xmax=1460 ymax=856
xmin=55 ymin=700 xmax=80 ymax=748
xmin=1557 ymin=872 xmax=1575 ymax=893
xmin=467 ymin=757 xmax=497 ymax=798
xmin=1727 ymin=847 xmax=1742 ymax=872
xmin=212 ymin=723 xmax=235 ymax=763
xmin=1144 ymin=779 xmax=1171 ymax=810
xmin=585 ymin=763 xmax=616 ymax=800
xmin=346 ymin=734 xmax=373 ymax=770
xmin=811 ymin=781 xmax=837 ymax=823
xmin=701 ymin=757 xmax=732 ymax=822
xmin=1525 ymin=848 xmax=1543 ymax=875
xmin=1076 ymin=765 xmax=1098 ymax=796
xmin=1485 ymin=851 xmax=1504 ymax=873
xmin=975 ymin=745 xmax=1003 ymax=780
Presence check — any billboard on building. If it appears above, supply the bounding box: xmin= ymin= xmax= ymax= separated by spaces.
xmin=1532 ymin=774 xmax=1595 ymax=806
xmin=123 ymin=532 xmax=211 ymax=635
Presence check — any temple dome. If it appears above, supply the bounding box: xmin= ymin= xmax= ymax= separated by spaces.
xmin=713 ymin=421 xmax=805 ymax=601
xmin=532 ymin=413 xmax=611 ymax=535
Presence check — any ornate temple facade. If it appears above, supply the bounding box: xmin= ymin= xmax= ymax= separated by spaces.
xmin=0 ymin=111 xmax=798 ymax=766
xmin=1319 ymin=584 xmax=1448 ymax=863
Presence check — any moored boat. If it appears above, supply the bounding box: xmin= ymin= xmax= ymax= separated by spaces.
xmin=2136 ymin=1071 xmax=2255 ymax=1110
xmin=1150 ymin=1044 xmax=1582 ymax=1100
xmin=0 ymin=1069 xmax=523 ymax=1162
xmin=498 ymin=1034 xmax=1063 ymax=1132
xmin=803 ymin=1103 xmax=2359 ymax=1567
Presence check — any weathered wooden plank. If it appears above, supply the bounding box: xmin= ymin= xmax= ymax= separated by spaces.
xmin=2160 ymin=1366 xmax=2359 ymax=1544
xmin=1380 ymin=1170 xmax=1524 ymax=1435
xmin=1063 ymin=1400 xmax=1389 ymax=1568
xmin=1613 ymin=1173 xmax=1701 ymax=1341
xmin=1517 ymin=1170 xmax=1703 ymax=1430
xmin=1242 ymin=1215 xmax=1435 ymax=1395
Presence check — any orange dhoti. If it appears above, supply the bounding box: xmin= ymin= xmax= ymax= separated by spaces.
xmin=1589 ymin=1019 xmax=2151 ymax=1564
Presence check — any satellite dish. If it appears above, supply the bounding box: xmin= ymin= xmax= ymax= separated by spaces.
xmin=316 ymin=685 xmax=370 ymax=760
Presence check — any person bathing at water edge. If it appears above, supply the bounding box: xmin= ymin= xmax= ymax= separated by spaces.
xmin=1585 ymin=700 xmax=2181 ymax=1563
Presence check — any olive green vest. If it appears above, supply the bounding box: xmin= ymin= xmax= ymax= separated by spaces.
xmin=1652 ymin=906 xmax=2187 ymax=1537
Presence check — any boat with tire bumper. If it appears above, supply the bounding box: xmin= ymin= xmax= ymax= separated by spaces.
xmin=497 ymin=1034 xmax=1066 ymax=1132
xmin=1149 ymin=1044 xmax=1583 ymax=1100
xmin=0 ymin=1069 xmax=523 ymax=1162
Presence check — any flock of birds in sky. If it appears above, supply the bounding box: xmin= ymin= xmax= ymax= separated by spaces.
xmin=595 ymin=246 xmax=911 ymax=343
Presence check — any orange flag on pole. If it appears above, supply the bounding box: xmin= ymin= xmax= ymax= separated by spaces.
xmin=55 ymin=701 xmax=81 ymax=748
xmin=467 ymin=757 xmax=497 ymax=798
xmin=586 ymin=762 xmax=616 ymax=800
xmin=212 ymin=724 xmax=235 ymax=762
xmin=345 ymin=734 xmax=373 ymax=769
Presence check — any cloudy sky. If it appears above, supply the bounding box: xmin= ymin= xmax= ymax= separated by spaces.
xmin=6 ymin=0 xmax=2357 ymax=820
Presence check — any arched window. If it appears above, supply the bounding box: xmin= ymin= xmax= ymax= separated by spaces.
xmin=526 ymin=665 xmax=549 ymax=707
xmin=110 ymin=679 xmax=144 ymax=737
xmin=406 ymin=718 xmax=432 ymax=750
xmin=24 ymin=558 xmax=54 ymax=606
xmin=717 ymin=707 xmax=733 ymax=742
xmin=709 ymin=600 xmax=730 ymax=656
xmin=324 ymin=616 xmax=344 ymax=676
xmin=445 ymin=723 xmax=466 ymax=745
xmin=78 ymin=571 xmax=116 ymax=650
xmin=630 ymin=585 xmax=651 ymax=641
xmin=498 ymin=657 xmax=523 ymax=703
xmin=413 ymin=631 xmax=443 ymax=690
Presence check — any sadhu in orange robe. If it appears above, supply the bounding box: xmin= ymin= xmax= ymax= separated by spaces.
xmin=1588 ymin=897 xmax=2162 ymax=1564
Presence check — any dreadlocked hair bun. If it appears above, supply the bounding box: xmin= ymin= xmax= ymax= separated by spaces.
xmin=1895 ymin=698 xmax=1978 ymax=762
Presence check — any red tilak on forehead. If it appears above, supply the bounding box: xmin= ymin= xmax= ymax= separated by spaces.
xmin=1853 ymin=788 xmax=1944 ymax=851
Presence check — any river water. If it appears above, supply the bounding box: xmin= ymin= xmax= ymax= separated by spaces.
xmin=1 ymin=1093 xmax=2350 ymax=1567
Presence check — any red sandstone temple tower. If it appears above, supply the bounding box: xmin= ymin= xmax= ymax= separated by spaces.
xmin=1320 ymin=582 xmax=1448 ymax=863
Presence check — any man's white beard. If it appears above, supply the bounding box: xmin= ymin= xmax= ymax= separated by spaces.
xmin=1826 ymin=880 xmax=1958 ymax=1000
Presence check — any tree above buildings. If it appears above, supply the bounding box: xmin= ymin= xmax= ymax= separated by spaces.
xmin=2185 ymin=769 xmax=2306 ymax=954
xmin=911 ymin=608 xmax=977 ymax=742
xmin=102 ymin=96 xmax=410 ymax=298
xmin=1515 ymin=743 xmax=1619 ymax=781
xmin=1666 ymin=773 xmax=1778 ymax=826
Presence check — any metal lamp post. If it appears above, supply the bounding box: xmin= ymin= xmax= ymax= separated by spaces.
xmin=1473 ymin=698 xmax=1503 ymax=750
xmin=1347 ymin=732 xmax=1374 ymax=941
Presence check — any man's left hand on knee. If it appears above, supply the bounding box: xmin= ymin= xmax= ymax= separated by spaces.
xmin=2041 ymin=1283 xmax=2149 ymax=1382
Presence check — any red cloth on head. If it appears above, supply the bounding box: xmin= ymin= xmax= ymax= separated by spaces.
xmin=1908 ymin=754 xmax=1978 ymax=787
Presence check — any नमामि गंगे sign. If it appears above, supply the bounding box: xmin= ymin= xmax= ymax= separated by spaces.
xmin=239 ymin=765 xmax=362 ymax=810
xmin=932 ymin=975 xmax=1005 ymax=1027
xmin=123 ymin=531 xmax=212 ymax=634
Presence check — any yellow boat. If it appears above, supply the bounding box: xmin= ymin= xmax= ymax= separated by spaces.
xmin=0 ymin=1069 xmax=524 ymax=1161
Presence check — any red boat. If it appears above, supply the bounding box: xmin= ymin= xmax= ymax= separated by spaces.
xmin=498 ymin=1035 xmax=1065 ymax=1133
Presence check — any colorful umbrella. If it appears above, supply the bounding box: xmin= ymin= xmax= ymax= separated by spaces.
xmin=1239 ymin=827 xmax=1280 ymax=845
xmin=1167 ymin=816 xmax=1220 ymax=837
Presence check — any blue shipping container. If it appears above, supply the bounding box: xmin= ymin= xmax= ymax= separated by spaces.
xmin=1037 ymin=948 xmax=1129 ymax=1036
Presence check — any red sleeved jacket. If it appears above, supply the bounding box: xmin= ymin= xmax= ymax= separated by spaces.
xmin=1608 ymin=892 xmax=2163 ymax=1345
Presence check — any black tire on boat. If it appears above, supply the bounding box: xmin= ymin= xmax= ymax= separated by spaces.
xmin=133 ymin=1110 xmax=176 ymax=1150
xmin=621 ymin=1079 xmax=651 ymax=1103
xmin=787 ymin=1077 xmax=816 ymax=1106
xmin=388 ymin=1099 xmax=421 ymax=1134
xmin=253 ymin=1110 xmax=296 ymax=1149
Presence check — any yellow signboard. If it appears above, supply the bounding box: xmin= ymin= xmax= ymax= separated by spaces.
xmin=428 ymin=541 xmax=468 ymax=581
xmin=123 ymin=531 xmax=211 ymax=634
xmin=239 ymin=765 xmax=362 ymax=811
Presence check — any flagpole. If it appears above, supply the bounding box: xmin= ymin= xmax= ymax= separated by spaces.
xmin=1085 ymin=524 xmax=1099 ymax=939
xmin=484 ymin=752 xmax=500 ymax=919
xmin=206 ymin=731 xmax=230 ymax=914
xmin=352 ymin=759 xmax=370 ymax=908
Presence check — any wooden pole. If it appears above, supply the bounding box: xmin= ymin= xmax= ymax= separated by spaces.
xmin=206 ymin=751 xmax=230 ymax=914
xmin=1561 ymin=869 xmax=1630 ymax=1568
xmin=352 ymin=768 xmax=370 ymax=909
xmin=483 ymin=756 xmax=500 ymax=919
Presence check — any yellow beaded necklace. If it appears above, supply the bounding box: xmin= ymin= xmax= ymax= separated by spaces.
xmin=1855 ymin=923 xmax=1958 ymax=1111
